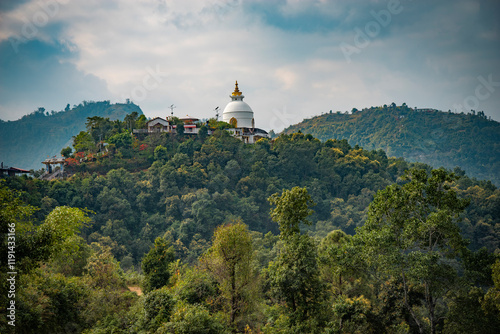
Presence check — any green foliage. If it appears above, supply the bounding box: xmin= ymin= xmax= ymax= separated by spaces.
xmin=358 ymin=167 xmax=470 ymax=333
xmin=265 ymin=187 xmax=326 ymax=330
xmin=2 ymin=124 xmax=499 ymax=333
xmin=268 ymin=187 xmax=315 ymax=238
xmin=17 ymin=270 xmax=89 ymax=334
xmin=61 ymin=146 xmax=73 ymax=158
xmin=318 ymin=230 xmax=367 ymax=296
xmin=107 ymin=131 xmax=133 ymax=149
xmin=284 ymin=105 xmax=500 ymax=185
xmin=142 ymin=237 xmax=176 ymax=293
xmin=154 ymin=144 xmax=168 ymax=161
xmin=443 ymin=287 xmax=500 ymax=334
xmin=143 ymin=287 xmax=176 ymax=331
xmin=158 ymin=301 xmax=230 ymax=334
xmin=172 ymin=266 xmax=220 ymax=308
xmin=330 ymin=295 xmax=375 ymax=333
xmin=200 ymin=222 xmax=258 ymax=330
xmin=265 ymin=234 xmax=326 ymax=327
xmin=198 ymin=124 xmax=209 ymax=141
xmin=49 ymin=235 xmax=91 ymax=276
xmin=74 ymin=131 xmax=96 ymax=153
xmin=0 ymin=100 xmax=143 ymax=170
xmin=84 ymin=242 xmax=126 ymax=289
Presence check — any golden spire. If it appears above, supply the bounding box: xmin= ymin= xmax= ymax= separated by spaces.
xmin=232 ymin=80 xmax=242 ymax=96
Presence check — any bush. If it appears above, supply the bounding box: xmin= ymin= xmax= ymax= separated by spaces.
xmin=144 ymin=287 xmax=176 ymax=331
xmin=158 ymin=302 xmax=229 ymax=334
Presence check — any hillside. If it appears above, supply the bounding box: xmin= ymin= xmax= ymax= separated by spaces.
xmin=0 ymin=100 xmax=143 ymax=171
xmin=2 ymin=128 xmax=499 ymax=333
xmin=283 ymin=105 xmax=500 ymax=185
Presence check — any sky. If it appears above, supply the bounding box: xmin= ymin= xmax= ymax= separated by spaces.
xmin=1 ymin=0 xmax=499 ymax=131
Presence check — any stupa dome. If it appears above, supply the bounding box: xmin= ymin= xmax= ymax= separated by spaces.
xmin=222 ymin=81 xmax=255 ymax=128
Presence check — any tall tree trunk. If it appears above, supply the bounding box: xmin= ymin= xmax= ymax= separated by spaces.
xmin=402 ymin=269 xmax=424 ymax=334
xmin=426 ymin=282 xmax=436 ymax=334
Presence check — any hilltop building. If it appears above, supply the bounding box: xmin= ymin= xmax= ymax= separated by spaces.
xmin=134 ymin=81 xmax=269 ymax=143
xmin=0 ymin=162 xmax=30 ymax=177
xmin=222 ymin=81 xmax=269 ymax=144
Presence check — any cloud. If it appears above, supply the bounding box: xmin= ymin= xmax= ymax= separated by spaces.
xmin=0 ymin=0 xmax=499 ymax=129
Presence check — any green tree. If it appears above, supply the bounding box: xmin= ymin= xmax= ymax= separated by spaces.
xmin=265 ymin=187 xmax=326 ymax=330
xmin=142 ymin=237 xmax=175 ymax=293
xmin=357 ymin=168 xmax=470 ymax=334
xmin=200 ymin=222 xmax=258 ymax=332
xmin=73 ymin=131 xmax=95 ymax=153
xmin=107 ymin=131 xmax=133 ymax=149
xmin=124 ymin=111 xmax=139 ymax=131
xmin=318 ymin=230 xmax=366 ymax=296
xmin=177 ymin=123 xmax=185 ymax=136
xmin=143 ymin=287 xmax=176 ymax=331
xmin=198 ymin=124 xmax=209 ymax=141
xmin=268 ymin=186 xmax=314 ymax=238
xmin=158 ymin=302 xmax=229 ymax=334
xmin=61 ymin=146 xmax=72 ymax=158
xmin=154 ymin=145 xmax=168 ymax=161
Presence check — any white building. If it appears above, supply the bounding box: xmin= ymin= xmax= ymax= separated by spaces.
xmin=223 ymin=81 xmax=269 ymax=144
xmin=134 ymin=81 xmax=269 ymax=143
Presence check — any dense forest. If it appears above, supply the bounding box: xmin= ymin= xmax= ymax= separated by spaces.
xmin=1 ymin=112 xmax=499 ymax=333
xmin=0 ymin=101 xmax=143 ymax=171
xmin=283 ymin=105 xmax=500 ymax=186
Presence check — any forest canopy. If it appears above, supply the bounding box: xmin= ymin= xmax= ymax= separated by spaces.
xmin=1 ymin=113 xmax=499 ymax=333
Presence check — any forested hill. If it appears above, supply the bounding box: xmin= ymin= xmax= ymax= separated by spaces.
xmin=2 ymin=128 xmax=500 ymax=332
xmin=283 ymin=105 xmax=500 ymax=185
xmin=0 ymin=100 xmax=143 ymax=171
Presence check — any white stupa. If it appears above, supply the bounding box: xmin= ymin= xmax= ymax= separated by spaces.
xmin=222 ymin=81 xmax=255 ymax=128
xmin=221 ymin=81 xmax=269 ymax=144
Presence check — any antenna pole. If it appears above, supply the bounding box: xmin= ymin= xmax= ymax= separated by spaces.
xmin=214 ymin=106 xmax=219 ymax=121
xmin=169 ymin=104 xmax=176 ymax=117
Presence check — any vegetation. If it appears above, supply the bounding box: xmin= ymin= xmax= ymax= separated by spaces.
xmin=284 ymin=105 xmax=500 ymax=185
xmin=1 ymin=113 xmax=499 ymax=333
xmin=0 ymin=101 xmax=143 ymax=171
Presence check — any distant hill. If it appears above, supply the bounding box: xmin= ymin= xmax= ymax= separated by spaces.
xmin=283 ymin=105 xmax=500 ymax=185
xmin=0 ymin=101 xmax=143 ymax=170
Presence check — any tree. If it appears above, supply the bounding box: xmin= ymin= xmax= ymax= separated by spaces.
xmin=177 ymin=123 xmax=185 ymax=136
xmin=268 ymin=186 xmax=314 ymax=239
xmin=265 ymin=187 xmax=326 ymax=330
xmin=73 ymin=131 xmax=95 ymax=153
xmin=142 ymin=237 xmax=175 ymax=293
xmin=318 ymin=230 xmax=366 ymax=296
xmin=154 ymin=145 xmax=168 ymax=161
xmin=198 ymin=124 xmax=208 ymax=141
xmin=357 ymin=168 xmax=470 ymax=334
xmin=124 ymin=111 xmax=139 ymax=131
xmin=159 ymin=302 xmax=229 ymax=334
xmin=107 ymin=131 xmax=133 ymax=149
xmin=61 ymin=146 xmax=72 ymax=158
xmin=200 ymin=222 xmax=257 ymax=332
